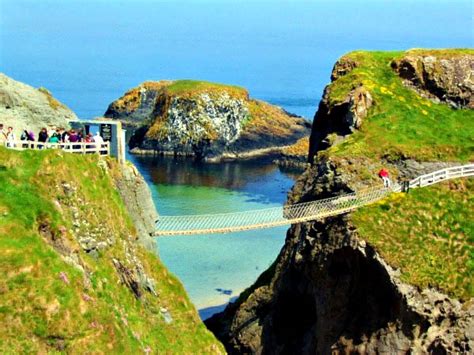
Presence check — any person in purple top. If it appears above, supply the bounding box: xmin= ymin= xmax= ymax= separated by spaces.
xmin=68 ymin=129 xmax=80 ymax=150
xmin=68 ymin=129 xmax=79 ymax=142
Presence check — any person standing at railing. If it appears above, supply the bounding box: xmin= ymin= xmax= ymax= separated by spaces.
xmin=378 ymin=168 xmax=391 ymax=188
xmin=6 ymin=127 xmax=15 ymax=148
xmin=49 ymin=129 xmax=62 ymax=146
xmin=68 ymin=129 xmax=80 ymax=150
xmin=38 ymin=127 xmax=48 ymax=149
xmin=48 ymin=132 xmax=60 ymax=144
xmin=27 ymin=130 xmax=35 ymax=148
xmin=20 ymin=129 xmax=30 ymax=148
xmin=93 ymin=131 xmax=104 ymax=154
xmin=84 ymin=133 xmax=94 ymax=152
xmin=59 ymin=128 xmax=69 ymax=143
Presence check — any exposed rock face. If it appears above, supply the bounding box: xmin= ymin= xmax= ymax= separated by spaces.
xmin=274 ymin=137 xmax=310 ymax=169
xmin=391 ymin=51 xmax=474 ymax=108
xmin=0 ymin=73 xmax=77 ymax=133
xmin=330 ymin=56 xmax=359 ymax=81
xmin=206 ymin=159 xmax=474 ymax=354
xmin=105 ymin=81 xmax=310 ymax=161
xmin=308 ymin=59 xmax=373 ymax=163
xmin=113 ymin=161 xmax=159 ymax=251
xmin=144 ymin=92 xmax=250 ymax=158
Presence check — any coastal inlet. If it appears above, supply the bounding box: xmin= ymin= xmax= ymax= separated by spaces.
xmin=129 ymin=154 xmax=301 ymax=319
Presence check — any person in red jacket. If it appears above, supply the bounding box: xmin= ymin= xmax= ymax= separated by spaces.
xmin=378 ymin=168 xmax=391 ymax=187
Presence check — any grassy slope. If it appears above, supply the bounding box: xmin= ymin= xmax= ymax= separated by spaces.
xmin=353 ymin=179 xmax=473 ymax=300
xmin=328 ymin=50 xmax=474 ymax=162
xmin=323 ymin=50 xmax=473 ymax=299
xmin=0 ymin=148 xmax=223 ymax=353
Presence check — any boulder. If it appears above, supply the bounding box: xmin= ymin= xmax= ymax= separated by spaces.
xmin=0 ymin=73 xmax=77 ymax=136
xmin=391 ymin=51 xmax=474 ymax=108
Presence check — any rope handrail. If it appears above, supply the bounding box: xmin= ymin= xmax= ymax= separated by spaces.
xmin=155 ymin=163 xmax=473 ymax=236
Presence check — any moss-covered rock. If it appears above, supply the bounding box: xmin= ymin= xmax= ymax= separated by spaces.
xmin=105 ymin=80 xmax=310 ymax=161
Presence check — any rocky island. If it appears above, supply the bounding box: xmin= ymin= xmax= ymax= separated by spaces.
xmin=206 ymin=49 xmax=474 ymax=354
xmin=104 ymin=80 xmax=311 ymax=161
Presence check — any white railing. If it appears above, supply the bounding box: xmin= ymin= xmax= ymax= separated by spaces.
xmin=409 ymin=164 xmax=474 ymax=188
xmin=3 ymin=141 xmax=110 ymax=155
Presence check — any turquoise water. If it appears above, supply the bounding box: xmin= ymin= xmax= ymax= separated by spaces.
xmin=130 ymin=155 xmax=298 ymax=318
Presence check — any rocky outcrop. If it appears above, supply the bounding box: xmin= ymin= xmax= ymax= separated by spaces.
xmin=206 ymin=50 xmax=473 ymax=354
xmin=391 ymin=51 xmax=474 ymax=108
xmin=0 ymin=73 xmax=77 ymax=133
xmin=113 ymin=161 xmax=158 ymax=251
xmin=274 ymin=137 xmax=310 ymax=169
xmin=308 ymin=59 xmax=373 ymax=163
xmin=105 ymin=80 xmax=310 ymax=161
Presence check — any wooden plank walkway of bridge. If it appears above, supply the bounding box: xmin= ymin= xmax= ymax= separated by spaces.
xmin=154 ymin=164 xmax=474 ymax=236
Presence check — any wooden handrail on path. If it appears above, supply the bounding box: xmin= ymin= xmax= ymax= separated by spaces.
xmin=4 ymin=141 xmax=110 ymax=155
xmin=154 ymin=164 xmax=474 ymax=236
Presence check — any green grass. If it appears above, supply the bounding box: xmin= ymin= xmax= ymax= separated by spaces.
xmin=0 ymin=148 xmax=223 ymax=353
xmin=326 ymin=50 xmax=474 ymax=162
xmin=353 ymin=178 xmax=473 ymax=299
xmin=166 ymin=79 xmax=248 ymax=98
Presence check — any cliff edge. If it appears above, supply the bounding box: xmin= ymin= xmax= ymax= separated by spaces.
xmin=206 ymin=49 xmax=474 ymax=354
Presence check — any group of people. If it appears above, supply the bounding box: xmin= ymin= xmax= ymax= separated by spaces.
xmin=1 ymin=124 xmax=105 ymax=149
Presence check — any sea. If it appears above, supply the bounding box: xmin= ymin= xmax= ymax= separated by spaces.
xmin=1 ymin=0 xmax=472 ymax=318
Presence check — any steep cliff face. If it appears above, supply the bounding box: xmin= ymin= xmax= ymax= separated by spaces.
xmin=0 ymin=73 xmax=77 ymax=133
xmin=113 ymin=161 xmax=159 ymax=251
xmin=105 ymin=80 xmax=310 ymax=160
xmin=206 ymin=49 xmax=474 ymax=354
xmin=0 ymin=148 xmax=223 ymax=353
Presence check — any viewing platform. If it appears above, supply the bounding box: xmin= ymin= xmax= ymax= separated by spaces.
xmin=2 ymin=119 xmax=126 ymax=163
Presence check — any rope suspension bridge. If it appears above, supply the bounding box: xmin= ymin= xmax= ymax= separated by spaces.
xmin=155 ymin=164 xmax=474 ymax=236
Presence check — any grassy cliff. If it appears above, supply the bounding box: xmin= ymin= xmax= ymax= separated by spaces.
xmin=317 ymin=49 xmax=473 ymax=300
xmin=324 ymin=50 xmax=474 ymax=162
xmin=0 ymin=148 xmax=223 ymax=353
